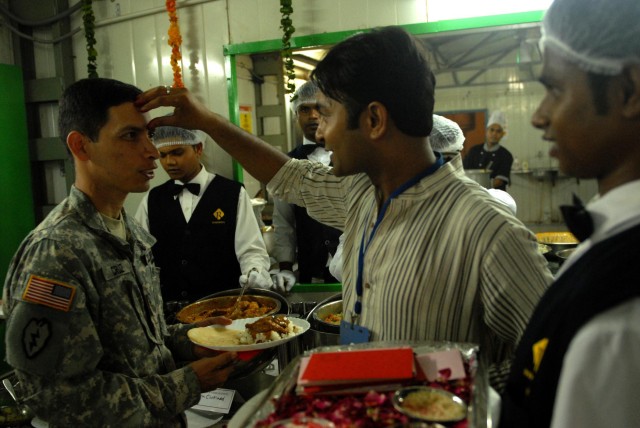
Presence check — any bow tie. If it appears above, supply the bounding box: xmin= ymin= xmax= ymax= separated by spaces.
xmin=560 ymin=193 xmax=594 ymax=242
xmin=171 ymin=182 xmax=200 ymax=196
xmin=300 ymin=143 xmax=319 ymax=156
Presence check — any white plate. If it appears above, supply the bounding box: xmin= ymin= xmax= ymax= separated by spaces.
xmin=188 ymin=316 xmax=310 ymax=351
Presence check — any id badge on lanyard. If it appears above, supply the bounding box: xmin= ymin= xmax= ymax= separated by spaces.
xmin=339 ymin=155 xmax=443 ymax=346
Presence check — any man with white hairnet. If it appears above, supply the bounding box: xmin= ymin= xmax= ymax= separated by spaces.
xmin=272 ymin=81 xmax=342 ymax=288
xmin=500 ymin=0 xmax=640 ymax=426
xmin=463 ymin=110 xmax=514 ymax=191
xmin=430 ymin=114 xmax=517 ymax=216
xmin=135 ymin=126 xmax=284 ymax=313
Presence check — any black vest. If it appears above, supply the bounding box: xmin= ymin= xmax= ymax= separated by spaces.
xmin=148 ymin=176 xmax=241 ymax=302
xmin=289 ymin=144 xmax=341 ymax=283
xmin=500 ymin=223 xmax=640 ymax=428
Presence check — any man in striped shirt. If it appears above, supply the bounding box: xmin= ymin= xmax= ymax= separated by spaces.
xmin=138 ymin=26 xmax=553 ymax=391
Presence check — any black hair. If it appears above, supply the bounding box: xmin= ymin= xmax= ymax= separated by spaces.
xmin=58 ymin=78 xmax=142 ymax=142
xmin=311 ymin=26 xmax=436 ymax=137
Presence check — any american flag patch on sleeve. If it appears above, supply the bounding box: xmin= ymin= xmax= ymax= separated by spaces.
xmin=23 ymin=275 xmax=76 ymax=312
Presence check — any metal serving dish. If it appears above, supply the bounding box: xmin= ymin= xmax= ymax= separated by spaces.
xmin=556 ymin=248 xmax=576 ymax=261
xmin=312 ymin=300 xmax=343 ymax=332
xmin=465 ymin=169 xmax=491 ymax=188
xmin=304 ymin=293 xmax=341 ymax=350
xmin=536 ymin=231 xmax=579 ymax=254
xmin=175 ymin=294 xmax=281 ymax=323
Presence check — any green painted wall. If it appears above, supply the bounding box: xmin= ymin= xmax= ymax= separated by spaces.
xmin=0 ymin=64 xmax=35 ymax=373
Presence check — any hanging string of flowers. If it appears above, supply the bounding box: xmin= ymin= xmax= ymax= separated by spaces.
xmin=82 ymin=0 xmax=98 ymax=78
xmin=166 ymin=0 xmax=184 ymax=88
xmin=280 ymin=0 xmax=296 ymax=97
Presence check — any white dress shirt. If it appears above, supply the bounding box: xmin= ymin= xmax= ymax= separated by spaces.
xmin=134 ymin=166 xmax=270 ymax=276
xmin=550 ymin=179 xmax=640 ymax=428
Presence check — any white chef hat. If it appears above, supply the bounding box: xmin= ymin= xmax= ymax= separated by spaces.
xmin=152 ymin=125 xmax=206 ymax=149
xmin=540 ymin=0 xmax=640 ymax=75
xmin=429 ymin=114 xmax=465 ymax=153
xmin=291 ymin=80 xmax=319 ymax=115
xmin=487 ymin=111 xmax=507 ymax=129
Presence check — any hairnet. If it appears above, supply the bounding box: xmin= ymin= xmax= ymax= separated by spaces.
xmin=487 ymin=111 xmax=507 ymax=129
xmin=487 ymin=188 xmax=517 ymax=216
xmin=429 ymin=115 xmax=465 ymax=153
xmin=152 ymin=125 xmax=205 ymax=149
xmin=540 ymin=0 xmax=640 ymax=75
xmin=291 ymin=80 xmax=319 ymax=114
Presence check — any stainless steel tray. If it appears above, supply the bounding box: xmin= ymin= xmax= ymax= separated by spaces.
xmin=233 ymin=341 xmax=489 ymax=428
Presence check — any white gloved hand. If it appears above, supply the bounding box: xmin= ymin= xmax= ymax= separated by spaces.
xmin=238 ymin=267 xmax=272 ymax=290
xmin=270 ymin=269 xmax=297 ymax=293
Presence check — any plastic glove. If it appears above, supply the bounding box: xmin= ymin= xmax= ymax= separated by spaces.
xmin=238 ymin=267 xmax=272 ymax=290
xmin=270 ymin=269 xmax=297 ymax=293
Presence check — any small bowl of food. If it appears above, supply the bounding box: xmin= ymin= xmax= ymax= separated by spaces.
xmin=392 ymin=386 xmax=467 ymax=423
xmin=312 ymin=300 xmax=343 ymax=332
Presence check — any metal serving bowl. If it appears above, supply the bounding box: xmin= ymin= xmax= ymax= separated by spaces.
xmin=312 ymin=300 xmax=343 ymax=332
xmin=304 ymin=293 xmax=341 ymax=349
xmin=555 ymin=248 xmax=576 ymax=261
xmin=175 ymin=294 xmax=281 ymax=323
xmin=536 ymin=232 xmax=579 ymax=254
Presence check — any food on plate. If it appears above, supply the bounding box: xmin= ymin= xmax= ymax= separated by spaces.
xmin=399 ymin=388 xmax=466 ymax=422
xmin=322 ymin=313 xmax=343 ymax=325
xmin=188 ymin=315 xmax=302 ymax=347
xmin=241 ymin=315 xmax=302 ymax=344
xmin=536 ymin=231 xmax=579 ymax=244
xmin=177 ymin=296 xmax=278 ymax=323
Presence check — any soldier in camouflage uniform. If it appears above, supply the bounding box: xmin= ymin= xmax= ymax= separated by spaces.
xmin=2 ymin=78 xmax=237 ymax=427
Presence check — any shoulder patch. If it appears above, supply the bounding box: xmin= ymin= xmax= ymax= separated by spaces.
xmin=22 ymin=318 xmax=52 ymax=358
xmin=22 ymin=274 xmax=76 ymax=312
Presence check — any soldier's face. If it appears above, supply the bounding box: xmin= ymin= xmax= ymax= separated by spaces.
xmin=84 ymin=103 xmax=159 ymax=195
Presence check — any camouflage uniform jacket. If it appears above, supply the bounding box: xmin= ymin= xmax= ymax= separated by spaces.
xmin=2 ymin=186 xmax=201 ymax=427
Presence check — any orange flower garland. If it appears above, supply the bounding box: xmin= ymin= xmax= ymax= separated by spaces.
xmin=166 ymin=0 xmax=184 ymax=88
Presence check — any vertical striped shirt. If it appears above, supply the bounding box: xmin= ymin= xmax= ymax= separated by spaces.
xmin=268 ymin=155 xmax=553 ymax=390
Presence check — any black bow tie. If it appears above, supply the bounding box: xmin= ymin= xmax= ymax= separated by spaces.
xmin=171 ymin=182 xmax=200 ymax=196
xmin=560 ymin=193 xmax=594 ymax=242
xmin=300 ymin=143 xmax=319 ymax=156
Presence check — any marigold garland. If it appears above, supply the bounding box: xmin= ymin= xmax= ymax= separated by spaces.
xmin=166 ymin=0 xmax=184 ymax=88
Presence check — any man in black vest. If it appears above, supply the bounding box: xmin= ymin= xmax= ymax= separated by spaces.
xmin=272 ymin=81 xmax=342 ymax=285
xmin=135 ymin=126 xmax=281 ymax=308
xmin=500 ymin=0 xmax=640 ymax=426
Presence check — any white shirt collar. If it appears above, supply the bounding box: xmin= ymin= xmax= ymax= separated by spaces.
xmin=303 ymin=137 xmax=332 ymax=166
xmin=557 ymin=179 xmax=640 ymax=275
xmin=587 ymin=179 xmax=640 ymax=240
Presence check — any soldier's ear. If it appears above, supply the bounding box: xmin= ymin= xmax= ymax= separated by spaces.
xmin=67 ymin=131 xmax=90 ymax=161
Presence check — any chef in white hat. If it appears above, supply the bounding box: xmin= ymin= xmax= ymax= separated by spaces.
xmin=462 ymin=110 xmax=514 ymax=191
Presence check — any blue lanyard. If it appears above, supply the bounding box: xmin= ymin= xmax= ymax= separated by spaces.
xmin=353 ymin=154 xmax=444 ymax=322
